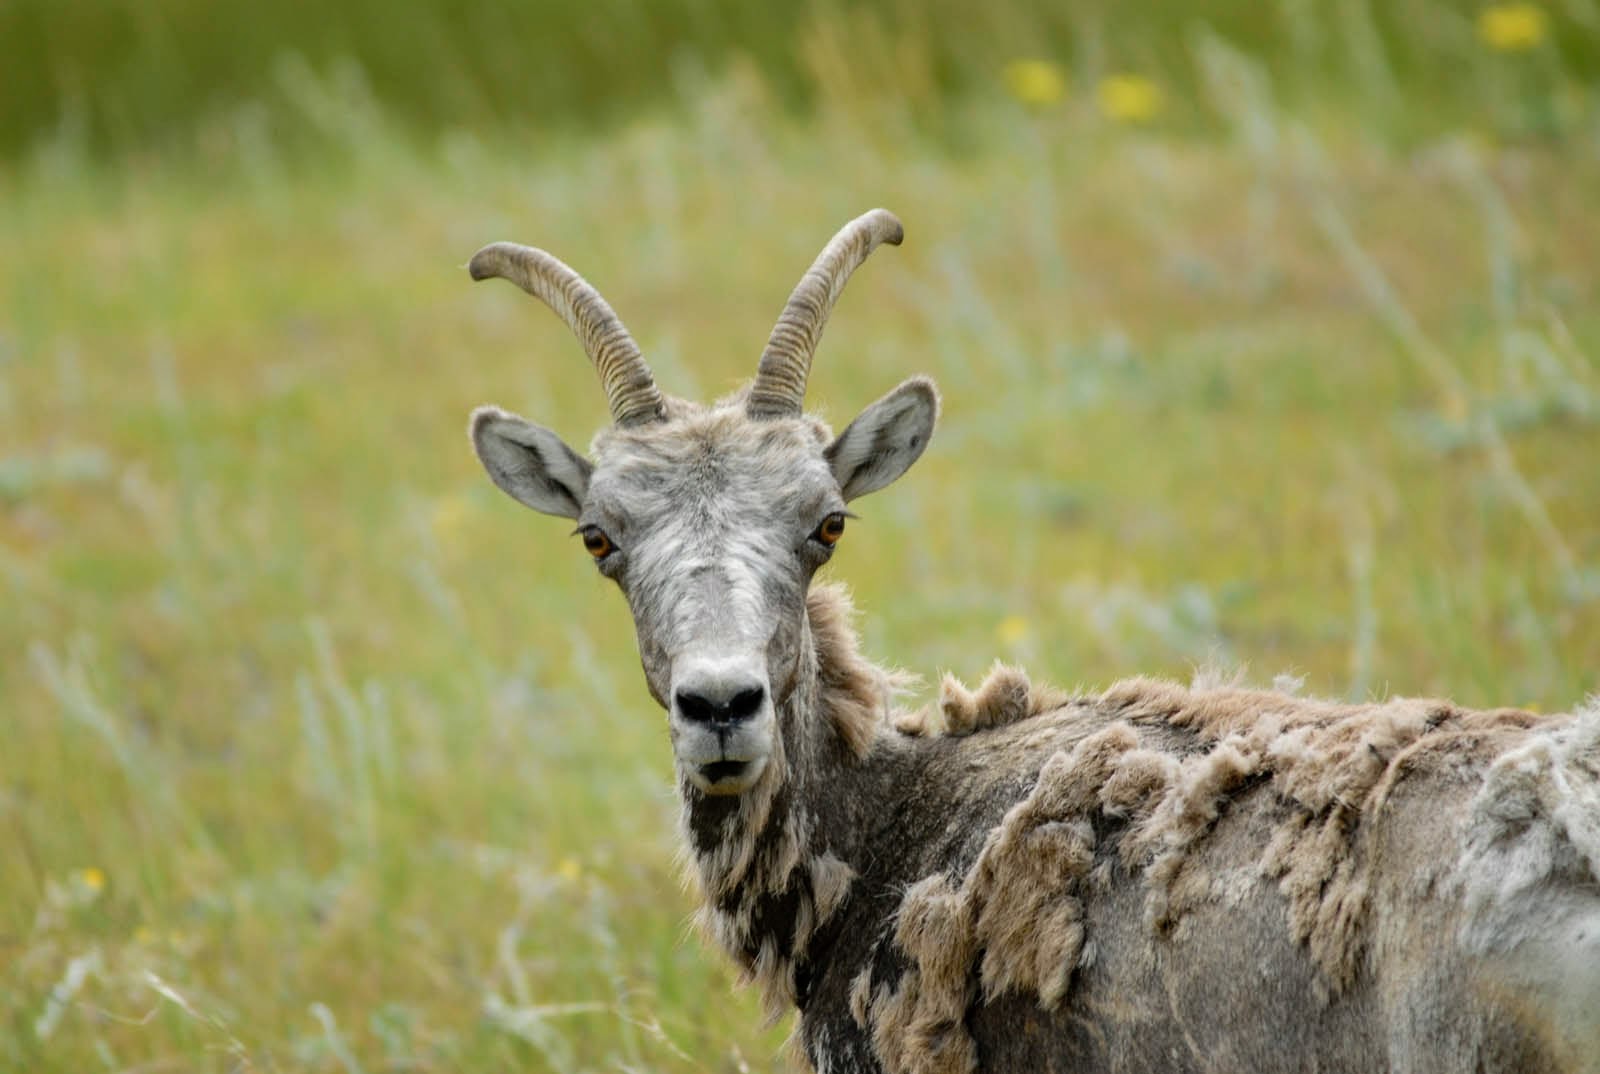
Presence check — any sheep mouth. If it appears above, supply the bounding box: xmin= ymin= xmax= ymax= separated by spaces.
xmin=700 ymin=760 xmax=751 ymax=784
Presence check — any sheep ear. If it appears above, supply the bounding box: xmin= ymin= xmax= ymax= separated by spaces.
xmin=825 ymin=376 xmax=939 ymax=501
xmin=470 ymin=406 xmax=592 ymax=520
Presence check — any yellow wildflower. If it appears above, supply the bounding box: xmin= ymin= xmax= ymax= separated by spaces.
xmin=1003 ymin=60 xmax=1067 ymax=108
xmin=1097 ymin=75 xmax=1164 ymax=124
xmin=996 ymin=615 xmax=1030 ymax=646
xmin=555 ymin=857 xmax=582 ymax=882
xmin=78 ymin=867 xmax=106 ymax=894
xmin=134 ymin=925 xmax=157 ymax=945
xmin=1477 ymin=4 xmax=1547 ymax=52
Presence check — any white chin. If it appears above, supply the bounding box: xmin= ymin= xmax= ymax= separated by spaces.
xmin=687 ymin=755 xmax=769 ymax=796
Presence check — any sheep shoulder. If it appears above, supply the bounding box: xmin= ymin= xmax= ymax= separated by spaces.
xmin=800 ymin=676 xmax=1600 ymax=1074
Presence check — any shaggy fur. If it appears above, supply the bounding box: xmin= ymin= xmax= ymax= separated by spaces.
xmin=676 ymin=581 xmax=1600 ymax=1073
xmin=819 ymin=673 xmax=1600 ymax=1074
xmin=893 ymin=664 xmax=1070 ymax=738
xmin=679 ymin=583 xmax=901 ymax=1023
xmin=466 ymin=217 xmax=1598 ymax=1073
xmin=477 ymin=385 xmax=1600 ymax=1072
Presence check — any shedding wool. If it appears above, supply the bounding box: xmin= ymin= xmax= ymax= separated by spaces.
xmin=850 ymin=675 xmax=1575 ymax=1074
xmin=470 ymin=211 xmax=1600 ymax=1073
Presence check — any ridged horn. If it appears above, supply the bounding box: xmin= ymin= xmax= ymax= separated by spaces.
xmin=469 ymin=242 xmax=665 ymax=427
xmin=747 ymin=209 xmax=904 ymax=420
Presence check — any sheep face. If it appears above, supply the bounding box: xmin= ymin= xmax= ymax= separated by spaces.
xmin=466 ymin=209 xmax=930 ymax=795
xmin=471 ymin=380 xmax=937 ymax=796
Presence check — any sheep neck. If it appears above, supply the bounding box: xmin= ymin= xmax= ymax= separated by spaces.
xmin=678 ymin=584 xmax=886 ymax=1017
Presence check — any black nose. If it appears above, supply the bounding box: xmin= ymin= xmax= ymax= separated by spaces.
xmin=674 ymin=682 xmax=767 ymax=725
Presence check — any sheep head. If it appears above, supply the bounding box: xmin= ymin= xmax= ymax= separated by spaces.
xmin=468 ymin=210 xmax=937 ymax=796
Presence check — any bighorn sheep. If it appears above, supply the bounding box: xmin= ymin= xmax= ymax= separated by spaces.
xmin=466 ymin=210 xmax=1600 ymax=1073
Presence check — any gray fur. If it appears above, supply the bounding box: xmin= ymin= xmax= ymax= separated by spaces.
xmin=471 ymin=406 xmax=594 ymax=519
xmin=466 ymin=215 xmax=1600 ymax=1074
xmin=826 ymin=377 xmax=939 ymax=502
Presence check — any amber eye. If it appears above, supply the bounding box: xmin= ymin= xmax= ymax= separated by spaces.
xmin=814 ymin=513 xmax=847 ymax=547
xmin=580 ymin=526 xmax=614 ymax=560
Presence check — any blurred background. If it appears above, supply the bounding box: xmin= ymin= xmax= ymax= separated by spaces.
xmin=3 ymin=1 xmax=1597 ymax=1070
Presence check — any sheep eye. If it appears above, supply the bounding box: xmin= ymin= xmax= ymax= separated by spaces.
xmin=580 ymin=526 xmax=615 ymax=560
xmin=813 ymin=513 xmax=847 ymax=547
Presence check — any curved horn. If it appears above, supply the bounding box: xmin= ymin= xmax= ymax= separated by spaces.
xmin=469 ymin=242 xmax=665 ymax=427
xmin=747 ymin=209 xmax=904 ymax=420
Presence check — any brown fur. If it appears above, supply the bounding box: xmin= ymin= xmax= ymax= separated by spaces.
xmin=940 ymin=663 xmax=1070 ymax=735
xmin=808 ymin=583 xmax=906 ymax=760
xmin=894 ymin=663 xmax=1068 ymax=738
xmin=851 ymin=725 xmax=1138 ymax=1074
xmin=1096 ymin=676 xmax=1548 ymax=991
xmin=468 ymin=247 xmax=1597 ymax=1070
xmin=842 ymin=675 xmax=1592 ymax=1074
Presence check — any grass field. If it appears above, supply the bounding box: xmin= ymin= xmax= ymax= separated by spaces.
xmin=5 ymin=0 xmax=1597 ymax=159
xmin=4 ymin=8 xmax=1600 ymax=1072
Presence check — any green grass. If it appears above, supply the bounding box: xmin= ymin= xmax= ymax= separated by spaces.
xmin=4 ymin=17 xmax=1600 ymax=1074
xmin=4 ymin=0 xmax=1598 ymax=161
